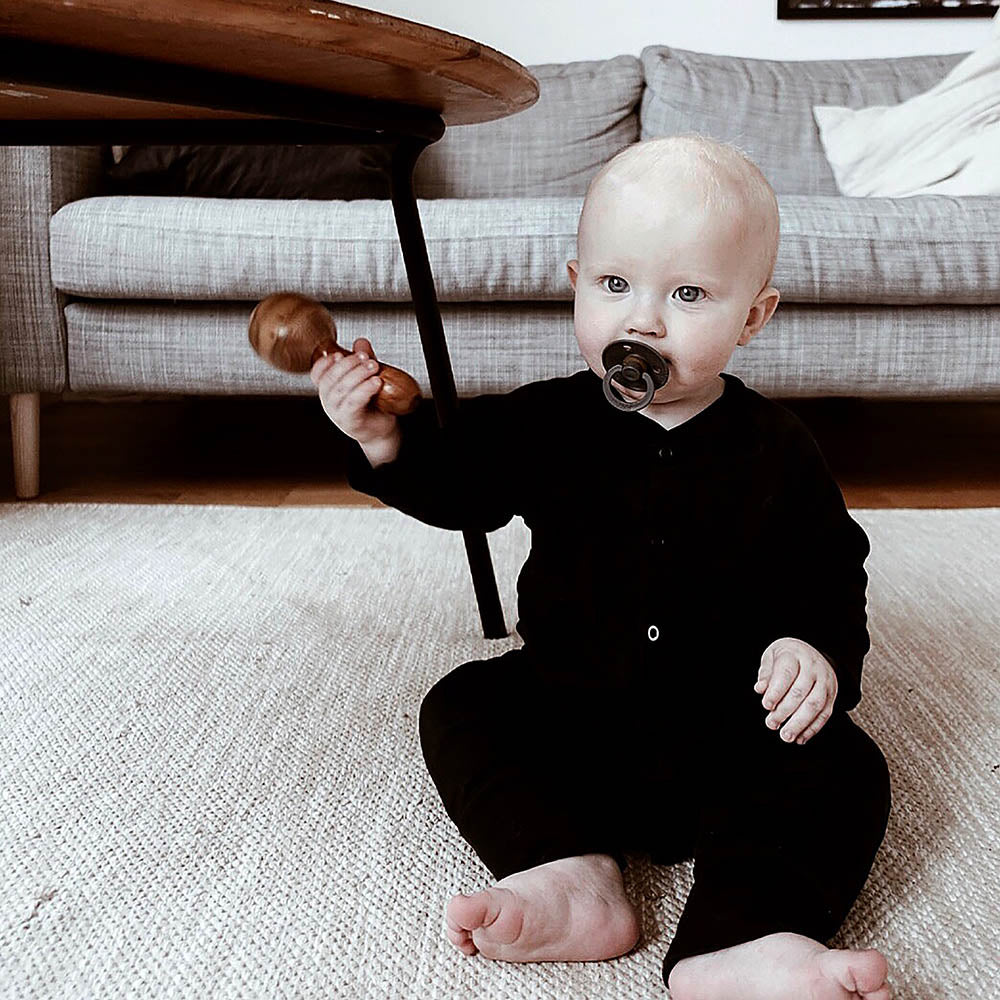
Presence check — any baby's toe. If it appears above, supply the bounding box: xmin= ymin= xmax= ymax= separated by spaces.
xmin=818 ymin=947 xmax=889 ymax=996
xmin=446 ymin=926 xmax=478 ymax=956
xmin=445 ymin=896 xmax=486 ymax=956
xmin=446 ymin=889 xmax=504 ymax=935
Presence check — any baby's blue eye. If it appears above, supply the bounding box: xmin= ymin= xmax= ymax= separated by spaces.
xmin=602 ymin=275 xmax=629 ymax=294
xmin=675 ymin=285 xmax=704 ymax=303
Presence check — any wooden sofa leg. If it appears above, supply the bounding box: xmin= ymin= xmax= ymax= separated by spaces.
xmin=10 ymin=392 xmax=41 ymax=499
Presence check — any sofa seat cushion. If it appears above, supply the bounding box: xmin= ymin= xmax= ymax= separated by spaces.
xmin=50 ymin=193 xmax=1000 ymax=306
xmin=63 ymin=300 xmax=1000 ymax=399
xmin=773 ymin=194 xmax=1000 ymax=305
xmin=50 ymin=195 xmax=582 ymax=304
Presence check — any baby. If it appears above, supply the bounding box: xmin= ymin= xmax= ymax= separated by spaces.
xmin=312 ymin=136 xmax=893 ymax=999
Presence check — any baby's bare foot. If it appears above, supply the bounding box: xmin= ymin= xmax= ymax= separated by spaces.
xmin=444 ymin=853 xmax=639 ymax=962
xmin=668 ymin=931 xmax=891 ymax=1000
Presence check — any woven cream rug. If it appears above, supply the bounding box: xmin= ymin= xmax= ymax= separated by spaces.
xmin=1 ymin=504 xmax=997 ymax=1000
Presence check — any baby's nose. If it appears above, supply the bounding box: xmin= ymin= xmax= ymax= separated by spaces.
xmin=626 ymin=321 xmax=666 ymax=338
xmin=625 ymin=307 xmax=666 ymax=338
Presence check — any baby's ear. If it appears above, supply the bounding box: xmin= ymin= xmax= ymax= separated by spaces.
xmin=739 ymin=286 xmax=780 ymax=345
xmin=567 ymin=259 xmax=579 ymax=290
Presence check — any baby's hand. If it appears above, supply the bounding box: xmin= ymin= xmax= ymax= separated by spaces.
xmin=310 ymin=336 xmax=399 ymax=448
xmin=753 ymin=637 xmax=838 ymax=745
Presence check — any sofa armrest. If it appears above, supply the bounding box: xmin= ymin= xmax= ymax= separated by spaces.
xmin=0 ymin=145 xmax=106 ymax=394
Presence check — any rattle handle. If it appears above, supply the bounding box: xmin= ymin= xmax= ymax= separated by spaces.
xmin=310 ymin=337 xmax=346 ymax=367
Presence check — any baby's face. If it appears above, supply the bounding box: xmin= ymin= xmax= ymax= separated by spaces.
xmin=568 ymin=176 xmax=776 ymax=411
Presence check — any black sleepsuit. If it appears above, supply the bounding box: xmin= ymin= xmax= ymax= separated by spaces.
xmin=346 ymin=369 xmax=891 ymax=985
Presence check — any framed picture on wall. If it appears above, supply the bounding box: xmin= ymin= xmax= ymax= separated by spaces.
xmin=778 ymin=1 xmax=998 ymax=17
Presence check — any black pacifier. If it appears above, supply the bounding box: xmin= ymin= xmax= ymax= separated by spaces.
xmin=601 ymin=340 xmax=670 ymax=412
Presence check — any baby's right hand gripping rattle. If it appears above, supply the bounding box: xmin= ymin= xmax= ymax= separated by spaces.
xmin=248 ymin=291 xmax=422 ymax=416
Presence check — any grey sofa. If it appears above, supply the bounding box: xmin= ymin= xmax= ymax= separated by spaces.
xmin=3 ymin=46 xmax=999 ymax=498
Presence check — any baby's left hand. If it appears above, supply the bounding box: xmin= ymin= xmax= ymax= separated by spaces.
xmin=753 ymin=637 xmax=838 ymax=745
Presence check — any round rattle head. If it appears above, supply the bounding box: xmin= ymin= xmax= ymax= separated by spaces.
xmin=248 ymin=292 xmax=337 ymax=373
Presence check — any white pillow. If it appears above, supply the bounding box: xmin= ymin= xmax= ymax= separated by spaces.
xmin=813 ymin=10 xmax=1000 ymax=197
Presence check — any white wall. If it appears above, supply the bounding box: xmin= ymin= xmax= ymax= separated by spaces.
xmin=373 ymin=0 xmax=992 ymax=64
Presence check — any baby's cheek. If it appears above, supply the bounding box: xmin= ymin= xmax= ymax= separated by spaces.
xmin=576 ymin=339 xmax=609 ymax=379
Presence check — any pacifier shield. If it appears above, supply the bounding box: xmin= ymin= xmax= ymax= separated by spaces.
xmin=601 ymin=340 xmax=670 ymax=412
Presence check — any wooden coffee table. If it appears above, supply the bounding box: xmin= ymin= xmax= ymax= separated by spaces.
xmin=0 ymin=0 xmax=539 ymax=640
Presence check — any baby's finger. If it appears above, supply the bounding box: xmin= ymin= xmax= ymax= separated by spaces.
xmin=317 ymin=351 xmax=371 ymax=394
xmin=352 ymin=337 xmax=376 ymax=361
xmin=761 ymin=648 xmax=799 ymax=711
xmin=754 ymin=648 xmax=774 ymax=693
xmin=790 ymin=696 xmax=835 ymax=745
xmin=343 ymin=372 xmax=383 ymax=411
xmin=309 ymin=350 xmax=339 ymax=386
xmin=327 ymin=368 xmax=381 ymax=419
xmin=770 ymin=681 xmax=822 ymax=740
xmin=766 ymin=675 xmax=817 ymax=731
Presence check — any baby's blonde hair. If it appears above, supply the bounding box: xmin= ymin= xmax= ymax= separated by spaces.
xmin=584 ymin=135 xmax=780 ymax=295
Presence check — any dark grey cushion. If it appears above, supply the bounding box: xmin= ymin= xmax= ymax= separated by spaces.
xmin=106 ymin=145 xmax=391 ymax=200
xmin=639 ymin=46 xmax=967 ymax=195
xmin=413 ymin=56 xmax=643 ymax=198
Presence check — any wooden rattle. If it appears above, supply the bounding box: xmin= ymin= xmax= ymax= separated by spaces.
xmin=248 ymin=291 xmax=422 ymax=416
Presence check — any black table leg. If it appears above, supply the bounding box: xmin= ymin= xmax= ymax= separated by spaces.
xmin=388 ymin=137 xmax=508 ymax=640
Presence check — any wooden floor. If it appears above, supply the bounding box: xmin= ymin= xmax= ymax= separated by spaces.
xmin=2 ymin=392 xmax=1000 ymax=507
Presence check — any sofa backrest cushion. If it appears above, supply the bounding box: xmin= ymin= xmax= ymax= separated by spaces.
xmin=412 ymin=55 xmax=643 ymax=199
xmin=640 ymin=46 xmax=967 ymax=195
xmin=106 ymin=145 xmax=392 ymax=200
